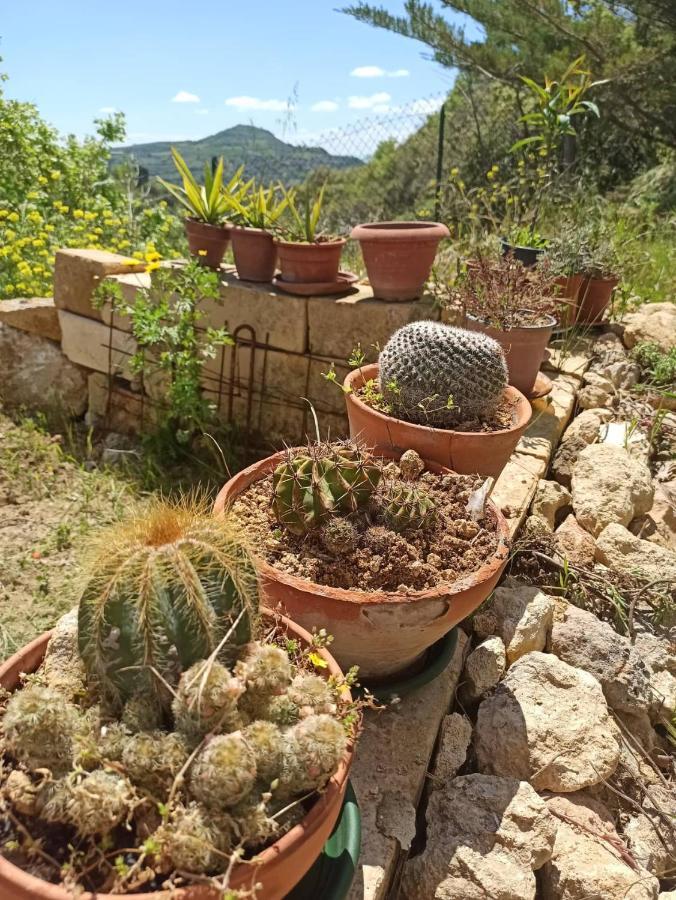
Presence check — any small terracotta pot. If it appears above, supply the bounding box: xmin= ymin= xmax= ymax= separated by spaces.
xmin=342 ymin=363 xmax=531 ymax=478
xmin=184 ymin=218 xmax=230 ymax=269
xmin=214 ymin=450 xmax=510 ymax=681
xmin=554 ymin=274 xmax=584 ymax=328
xmin=350 ymin=221 xmax=450 ymax=301
xmin=231 ymin=227 xmax=277 ymax=282
xmin=0 ymin=610 xmax=353 ymax=900
xmin=275 ymin=239 xmax=345 ymax=284
xmin=466 ymin=312 xmax=556 ymax=395
xmin=576 ymin=275 xmax=618 ymax=325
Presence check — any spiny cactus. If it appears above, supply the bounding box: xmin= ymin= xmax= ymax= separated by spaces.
xmin=77 ymin=497 xmax=259 ymax=707
xmin=379 ymin=321 xmax=508 ymax=427
xmin=189 ymin=733 xmax=257 ymax=809
xmin=173 ymin=660 xmax=244 ymax=741
xmin=235 ymin=644 xmax=293 ymax=696
xmin=242 ymin=721 xmax=284 ymax=783
xmin=155 ymin=803 xmax=231 ymax=875
xmin=272 ymin=445 xmax=381 ymax=535
xmin=287 ymin=673 xmax=337 ymax=717
xmin=122 ymin=693 xmax=164 ymax=734
xmin=278 ymin=714 xmax=347 ymax=797
xmin=65 ymin=770 xmax=135 ymax=835
xmin=382 ymin=484 xmax=437 ymax=532
xmin=2 ymin=685 xmax=81 ymax=774
xmin=122 ymin=731 xmax=189 ymax=798
xmin=41 ymin=609 xmax=88 ymax=703
xmin=319 ymin=518 xmax=359 ymax=555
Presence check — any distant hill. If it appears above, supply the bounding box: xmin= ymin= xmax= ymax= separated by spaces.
xmin=110 ymin=124 xmax=363 ymax=185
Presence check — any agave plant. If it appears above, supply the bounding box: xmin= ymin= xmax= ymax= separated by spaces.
xmin=158 ymin=147 xmax=251 ymax=225
xmin=279 ymin=184 xmax=328 ymax=243
xmin=227 ymin=183 xmax=293 ymax=230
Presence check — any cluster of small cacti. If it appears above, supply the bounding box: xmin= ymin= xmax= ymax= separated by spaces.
xmin=0 ymin=498 xmax=352 ymax=887
xmin=382 ymin=483 xmax=437 ymax=532
xmin=379 ymin=321 xmax=508 ymax=427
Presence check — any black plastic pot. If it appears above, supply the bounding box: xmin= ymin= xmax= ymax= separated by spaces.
xmin=500 ymin=238 xmax=546 ymax=268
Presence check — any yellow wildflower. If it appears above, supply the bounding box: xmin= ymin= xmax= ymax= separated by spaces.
xmin=197 ymin=249 xmax=208 ymax=257
xmin=50 ymin=170 xmax=61 ymax=180
xmin=73 ymin=209 xmax=84 ymax=219
xmin=8 ymin=212 xmax=20 ymax=223
xmin=38 ymin=175 xmax=48 ymax=186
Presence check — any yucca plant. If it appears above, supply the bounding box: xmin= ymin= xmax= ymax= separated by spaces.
xmin=158 ymin=148 xmax=251 ymax=225
xmin=227 ymin=183 xmax=293 ymax=231
xmin=279 ymin=184 xmax=329 ymax=243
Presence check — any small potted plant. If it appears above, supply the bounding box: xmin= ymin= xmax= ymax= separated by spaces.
xmin=545 ymin=224 xmax=587 ymax=327
xmin=350 ymin=220 xmax=450 ymax=301
xmin=215 ymin=441 xmax=510 ymax=683
xmin=159 ymin=148 xmax=250 ymax=269
xmin=341 ymin=322 xmax=531 ymax=477
xmin=577 ymin=229 xmax=620 ymax=324
xmin=227 ymin=183 xmax=291 ymax=283
xmin=274 ymin=185 xmax=346 ymax=288
xmin=0 ymin=498 xmax=356 ymax=900
xmin=500 ymin=225 xmax=549 ymax=267
xmin=455 ymin=254 xmax=558 ymax=395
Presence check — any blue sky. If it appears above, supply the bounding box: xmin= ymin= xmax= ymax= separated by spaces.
xmin=0 ymin=0 xmax=467 ymax=148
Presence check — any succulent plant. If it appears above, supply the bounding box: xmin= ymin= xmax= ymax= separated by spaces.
xmin=173 ymin=659 xmax=244 ymax=741
xmin=4 ymin=770 xmax=41 ymax=817
xmin=2 ymin=685 xmax=81 ymax=775
xmin=155 ymin=803 xmax=230 ymax=875
xmin=66 ymin=770 xmax=136 ymax=836
xmin=242 ymin=720 xmax=284 ymax=783
xmin=382 ymin=483 xmax=437 ymax=532
xmin=189 ymin=732 xmax=257 ymax=809
xmin=235 ymin=644 xmax=293 ymax=696
xmin=77 ymin=497 xmax=259 ymax=707
xmin=319 ymin=517 xmax=359 ymax=555
xmin=121 ymin=730 xmax=189 ymax=799
xmin=272 ymin=445 xmax=381 ymax=535
xmin=278 ymin=714 xmax=347 ymax=797
xmin=287 ymin=673 xmax=337 ymax=717
xmin=379 ymin=321 xmax=508 ymax=427
xmin=122 ymin=693 xmax=164 ymax=734
xmin=41 ymin=609 xmax=88 ymax=703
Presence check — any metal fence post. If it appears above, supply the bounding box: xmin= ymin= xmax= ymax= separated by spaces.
xmin=434 ymin=103 xmax=446 ymax=222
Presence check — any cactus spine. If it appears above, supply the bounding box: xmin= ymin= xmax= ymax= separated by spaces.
xmin=379 ymin=321 xmax=508 ymax=427
xmin=382 ymin=484 xmax=437 ymax=532
xmin=77 ymin=497 xmax=259 ymax=706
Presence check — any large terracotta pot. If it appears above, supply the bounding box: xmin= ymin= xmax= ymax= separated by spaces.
xmin=465 ymin=312 xmax=556 ymax=395
xmin=0 ymin=610 xmax=353 ymax=900
xmin=275 ymin=239 xmax=345 ymax=284
xmin=184 ymin=218 xmax=230 ymax=269
xmin=214 ymin=449 xmax=510 ymax=681
xmin=577 ymin=275 xmax=618 ymax=324
xmin=554 ymin=274 xmax=584 ymax=328
xmin=343 ymin=363 xmax=531 ymax=478
xmin=231 ymin=227 xmax=277 ymax=283
xmin=350 ymin=221 xmax=450 ymax=301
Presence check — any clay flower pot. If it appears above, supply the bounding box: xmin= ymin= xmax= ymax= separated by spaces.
xmin=576 ymin=275 xmax=618 ymax=325
xmin=184 ymin=218 xmax=230 ymax=269
xmin=343 ymin=363 xmax=531 ymax=478
xmin=554 ymin=274 xmax=584 ymax=328
xmin=275 ymin=239 xmax=346 ymax=285
xmin=0 ymin=610 xmax=354 ymax=900
xmin=465 ymin=312 xmax=557 ymax=396
xmin=350 ymin=221 xmax=450 ymax=301
xmin=231 ymin=227 xmax=277 ymax=283
xmin=214 ymin=450 xmax=510 ymax=681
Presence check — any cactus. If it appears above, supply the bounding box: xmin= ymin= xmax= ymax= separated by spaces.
xmin=287 ymin=674 xmax=337 ymax=717
xmin=3 ymin=770 xmax=41 ymax=817
xmin=319 ymin=518 xmax=359 ymax=555
xmin=242 ymin=721 xmax=284 ymax=783
xmin=122 ymin=693 xmax=164 ymax=734
xmin=173 ymin=660 xmax=244 ymax=741
xmin=1 ymin=685 xmax=81 ymax=774
xmin=41 ymin=609 xmax=88 ymax=703
xmin=122 ymin=731 xmax=189 ymax=798
xmin=235 ymin=644 xmax=293 ymax=696
xmin=379 ymin=322 xmax=508 ymax=427
xmin=278 ymin=714 xmax=347 ymax=797
xmin=77 ymin=497 xmax=259 ymax=707
xmin=155 ymin=803 xmax=230 ymax=875
xmin=189 ymin=733 xmax=257 ymax=809
xmin=272 ymin=445 xmax=381 ymax=535
xmin=382 ymin=484 xmax=437 ymax=532
xmin=65 ymin=770 xmax=135 ymax=835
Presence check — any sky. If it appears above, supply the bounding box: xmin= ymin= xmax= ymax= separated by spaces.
xmin=0 ymin=0 xmax=469 ymax=150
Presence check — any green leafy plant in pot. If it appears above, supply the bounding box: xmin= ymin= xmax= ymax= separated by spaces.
xmin=227 ymin=183 xmax=292 ymax=283
xmin=275 ymin=185 xmax=346 ymax=286
xmin=546 ymin=222 xmax=588 ymax=327
xmin=577 ymin=227 xmax=620 ymax=324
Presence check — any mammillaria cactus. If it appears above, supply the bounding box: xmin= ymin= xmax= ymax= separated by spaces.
xmin=173 ymin=659 xmax=244 ymax=741
xmin=272 ymin=445 xmax=381 ymax=535
xmin=382 ymin=484 xmax=437 ymax=532
xmin=278 ymin=714 xmax=347 ymax=797
xmin=77 ymin=497 xmax=259 ymax=707
xmin=379 ymin=321 xmax=508 ymax=427
xmin=189 ymin=732 xmax=258 ymax=808
xmin=2 ymin=685 xmax=81 ymax=774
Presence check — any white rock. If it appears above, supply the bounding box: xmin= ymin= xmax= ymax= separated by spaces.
xmin=578 ymin=383 xmax=614 ymax=409
xmin=461 ymin=637 xmax=506 ymax=703
xmin=650 ymin=669 xmax=676 ymax=719
xmin=572 ymin=444 xmax=654 ymax=537
xmin=475 ymin=651 xmax=621 ymax=792
xmin=623 ymin=302 xmax=676 ymax=353
xmin=531 ymin=480 xmax=572 ymax=530
xmin=564 ymin=407 xmax=614 ymax=444
xmin=634 ymin=632 xmax=676 ymax=676
xmin=473 ymin=584 xmax=555 ymax=665
xmin=624 ymin=790 xmax=676 ymax=878
xmin=553 ymin=514 xmax=597 ymax=567
xmin=431 ymin=713 xmax=472 ymax=784
xmin=596 ymin=522 xmax=676 ymax=583
xmin=541 ymin=792 xmax=659 ymax=899
xmin=400 ymin=774 xmax=556 ymax=900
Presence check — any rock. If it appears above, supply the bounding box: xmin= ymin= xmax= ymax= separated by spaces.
xmin=623 ymin=302 xmax=676 ymax=353
xmin=604 ymin=359 xmax=641 ymax=390
xmin=0 ymin=297 xmax=61 ymax=342
xmin=460 ymin=637 xmax=506 ymax=703
xmin=431 ymin=713 xmax=472 ymax=783
xmin=550 ymin=603 xmax=653 ymax=716
xmin=571 ymin=444 xmax=654 ymax=537
xmin=551 ymin=408 xmax=613 ymax=488
xmin=553 ymin=514 xmax=597 ymax=567
xmin=400 ymin=774 xmax=556 ymax=900
xmin=630 ymin=481 xmax=676 ymax=551
xmin=524 ymin=513 xmax=552 ymax=536
xmin=596 ymin=523 xmax=676 ymax=583
xmin=633 ymin=632 xmax=676 ymax=676
xmin=599 ymin=420 xmax=651 ymax=461
xmin=624 ymin=785 xmax=676 ymax=877
xmin=659 ymin=892 xmax=676 ymax=899
xmin=578 ymin=383 xmax=614 ymax=409
xmin=583 ymin=370 xmax=616 ymax=392
xmin=541 ymin=792 xmax=659 ymax=900
xmin=650 ymin=669 xmax=676 ymax=719
xmin=0 ymin=323 xmax=87 ymax=416
xmin=475 ymin=651 xmax=621 ymax=792
xmin=532 ymin=480 xmax=572 ymax=530
xmin=473 ymin=584 xmax=555 ymax=665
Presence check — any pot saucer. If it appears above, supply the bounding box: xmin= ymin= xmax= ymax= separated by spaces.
xmin=528 ymin=371 xmax=553 ymax=400
xmin=273 ymin=271 xmax=359 ymax=297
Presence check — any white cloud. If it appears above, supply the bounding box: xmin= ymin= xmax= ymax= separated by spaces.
xmin=348 ymin=91 xmax=391 ymax=110
xmin=350 ymin=66 xmax=410 ymax=78
xmin=172 ymin=91 xmax=200 ymax=103
xmin=99 ymin=106 xmax=118 ymax=113
xmin=312 ymin=100 xmax=339 ymax=112
xmin=225 ymin=96 xmax=292 ymax=111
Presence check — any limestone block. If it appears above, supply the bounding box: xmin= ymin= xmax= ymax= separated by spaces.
xmin=58 ymin=310 xmax=137 ymax=379
xmin=491 ymin=452 xmax=548 ymax=537
xmin=517 ymin=374 xmax=578 ymax=460
xmin=54 ymin=248 xmax=145 ymax=320
xmin=0 ymin=298 xmax=61 ymax=342
xmin=88 ymin=372 xmax=158 ymax=435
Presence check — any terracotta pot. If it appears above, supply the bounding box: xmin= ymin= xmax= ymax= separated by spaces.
xmin=350 ymin=221 xmax=450 ymax=301
xmin=231 ymin=227 xmax=277 ymax=283
xmin=576 ymin=275 xmax=618 ymax=325
xmin=275 ymin=239 xmax=345 ymax=284
xmin=465 ymin=312 xmax=556 ymax=395
xmin=500 ymin=239 xmax=546 ymax=268
xmin=184 ymin=219 xmax=230 ymax=269
xmin=0 ymin=610 xmax=353 ymax=900
xmin=214 ymin=450 xmax=510 ymax=681
xmin=342 ymin=363 xmax=531 ymax=478
xmin=554 ymin=274 xmax=584 ymax=328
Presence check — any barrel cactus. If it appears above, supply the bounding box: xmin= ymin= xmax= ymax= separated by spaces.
xmin=382 ymin=484 xmax=437 ymax=532
xmin=272 ymin=445 xmax=381 ymax=535
xmin=77 ymin=497 xmax=259 ymax=707
xmin=379 ymin=321 xmax=508 ymax=427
